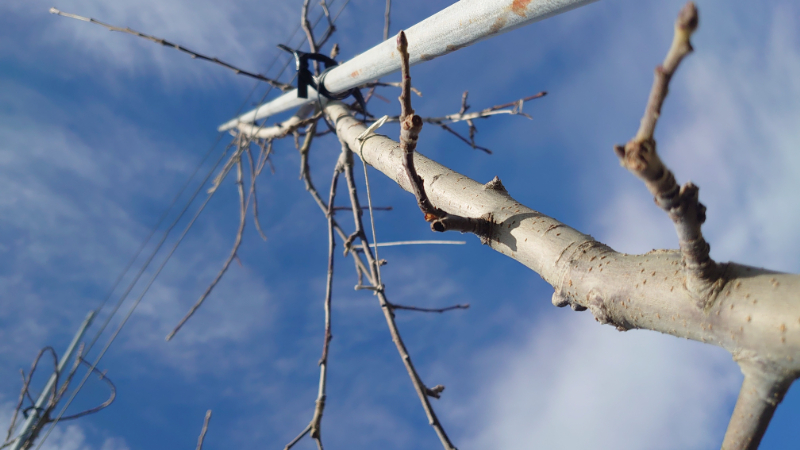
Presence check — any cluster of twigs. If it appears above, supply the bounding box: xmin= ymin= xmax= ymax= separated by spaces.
xmin=42 ymin=2 xmax=546 ymax=450
xmin=2 ymin=347 xmax=115 ymax=450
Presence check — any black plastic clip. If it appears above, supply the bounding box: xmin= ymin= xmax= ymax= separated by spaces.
xmin=278 ymin=44 xmax=366 ymax=113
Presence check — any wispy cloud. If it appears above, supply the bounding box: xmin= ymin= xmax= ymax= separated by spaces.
xmin=2 ymin=0 xmax=298 ymax=89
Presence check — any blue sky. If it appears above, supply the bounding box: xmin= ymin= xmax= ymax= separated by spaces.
xmin=1 ymin=0 xmax=799 ymax=449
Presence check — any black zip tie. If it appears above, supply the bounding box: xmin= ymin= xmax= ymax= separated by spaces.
xmin=277 ymin=44 xmax=367 ymax=115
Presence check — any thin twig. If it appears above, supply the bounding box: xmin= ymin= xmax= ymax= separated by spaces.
xmin=390 ymin=303 xmax=470 ymax=313
xmin=383 ymin=0 xmax=392 ymax=42
xmin=339 ymin=134 xmax=456 ymax=450
xmin=166 ymin=151 xmax=249 ymax=341
xmin=2 ymin=347 xmax=57 ymax=448
xmin=368 ymin=240 xmax=465 ymax=248
xmin=379 ymin=91 xmax=546 ymax=154
xmin=332 ymin=205 xmax=392 ymax=212
xmin=284 ymin=425 xmax=311 ymax=450
xmin=438 ymin=123 xmax=493 ymax=154
xmin=397 ymin=31 xmax=435 ymax=218
xmin=196 ymin=410 xmax=212 ymax=450
xmin=49 ymin=8 xmax=292 ymax=91
xmin=301 ymin=0 xmax=320 ymax=74
xmin=245 ymin=147 xmax=268 ymax=241
xmin=56 ymin=358 xmax=116 ymax=421
xmin=395 ymin=31 xmax=491 ymax=235
xmin=314 ymin=0 xmax=338 ymax=50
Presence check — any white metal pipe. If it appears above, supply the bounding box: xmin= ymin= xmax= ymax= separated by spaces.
xmin=219 ymin=0 xmax=596 ymax=131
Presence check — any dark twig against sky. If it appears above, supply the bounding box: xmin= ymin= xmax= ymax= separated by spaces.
xmin=395 ymin=31 xmax=493 ymax=236
xmin=49 ymin=8 xmax=292 ymax=91
xmin=167 ymin=141 xmax=250 ymax=341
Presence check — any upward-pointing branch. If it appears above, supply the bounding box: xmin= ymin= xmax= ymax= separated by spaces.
xmin=613 ymin=2 xmax=715 ymax=301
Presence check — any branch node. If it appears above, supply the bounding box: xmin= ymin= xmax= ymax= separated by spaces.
xmin=426 ymin=385 xmax=445 ymax=399
xmin=483 ymin=176 xmax=507 ymax=194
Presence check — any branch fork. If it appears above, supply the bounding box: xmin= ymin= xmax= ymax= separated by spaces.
xmin=396 ymin=31 xmax=492 ymax=238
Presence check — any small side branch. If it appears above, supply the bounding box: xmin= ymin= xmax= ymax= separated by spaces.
xmin=379 ymin=91 xmax=545 ymax=154
xmin=167 ymin=153 xmax=248 ymax=341
xmin=339 ymin=137 xmax=457 ymax=450
xmin=614 ymin=2 xmax=717 ymax=299
xmin=245 ymin=146 xmax=268 ymax=241
xmin=389 ymin=303 xmax=469 ymax=314
xmin=396 ymin=31 xmax=491 ymax=236
xmin=383 ymin=0 xmax=391 ymax=41
xmin=56 ymin=357 xmax=117 ymax=421
xmin=195 ymin=410 xmax=212 ymax=450
xmin=49 ymin=8 xmax=292 ymax=91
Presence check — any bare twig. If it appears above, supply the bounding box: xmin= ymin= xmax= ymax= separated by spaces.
xmin=332 ymin=205 xmax=392 ymax=212
xmin=613 ymin=2 xmax=716 ymax=300
xmin=395 ymin=31 xmax=492 ymax=235
xmin=390 ymin=303 xmax=469 ymax=313
xmin=397 ymin=31 xmax=435 ymax=219
xmin=301 ymin=0 xmax=320 ymax=74
xmin=49 ymin=8 xmax=292 ymax=91
xmin=166 ymin=151 xmax=249 ymax=341
xmin=309 ymin=150 xmax=344 ymax=450
xmin=2 ymin=347 xmax=58 ymax=449
xmin=196 ymin=410 xmax=212 ymax=450
xmin=314 ymin=0 xmax=338 ymax=50
xmin=438 ymin=123 xmax=493 ymax=154
xmin=284 ymin=425 xmax=311 ymax=450
xmin=339 ymin=135 xmax=456 ymax=450
xmin=383 ymin=0 xmax=392 ymax=42
xmin=722 ymin=364 xmax=792 ymax=450
xmin=368 ymin=240 xmax=465 ymax=248
xmin=56 ymin=358 xmax=116 ymax=421
xmin=380 ymin=91 xmax=546 ymax=154
xmin=244 ymin=147 xmax=267 ymax=241
xmin=235 ymin=106 xmax=320 ymax=140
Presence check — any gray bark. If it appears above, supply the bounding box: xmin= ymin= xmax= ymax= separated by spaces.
xmin=322 ymin=100 xmax=800 ymax=449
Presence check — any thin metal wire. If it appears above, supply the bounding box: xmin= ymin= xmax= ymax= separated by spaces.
xmin=33 ymin=169 xmax=231 ymax=450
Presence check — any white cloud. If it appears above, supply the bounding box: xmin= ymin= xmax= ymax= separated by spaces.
xmin=467 ymin=312 xmax=738 ymax=450
xmin=2 ymin=0 xmax=300 ymax=88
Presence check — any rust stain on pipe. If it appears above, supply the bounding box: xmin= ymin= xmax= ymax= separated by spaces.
xmin=510 ymin=0 xmax=533 ymax=17
xmin=489 ymin=16 xmax=507 ymax=34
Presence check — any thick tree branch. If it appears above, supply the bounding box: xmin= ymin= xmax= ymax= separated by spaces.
xmin=325 ymin=97 xmax=800 ymax=410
